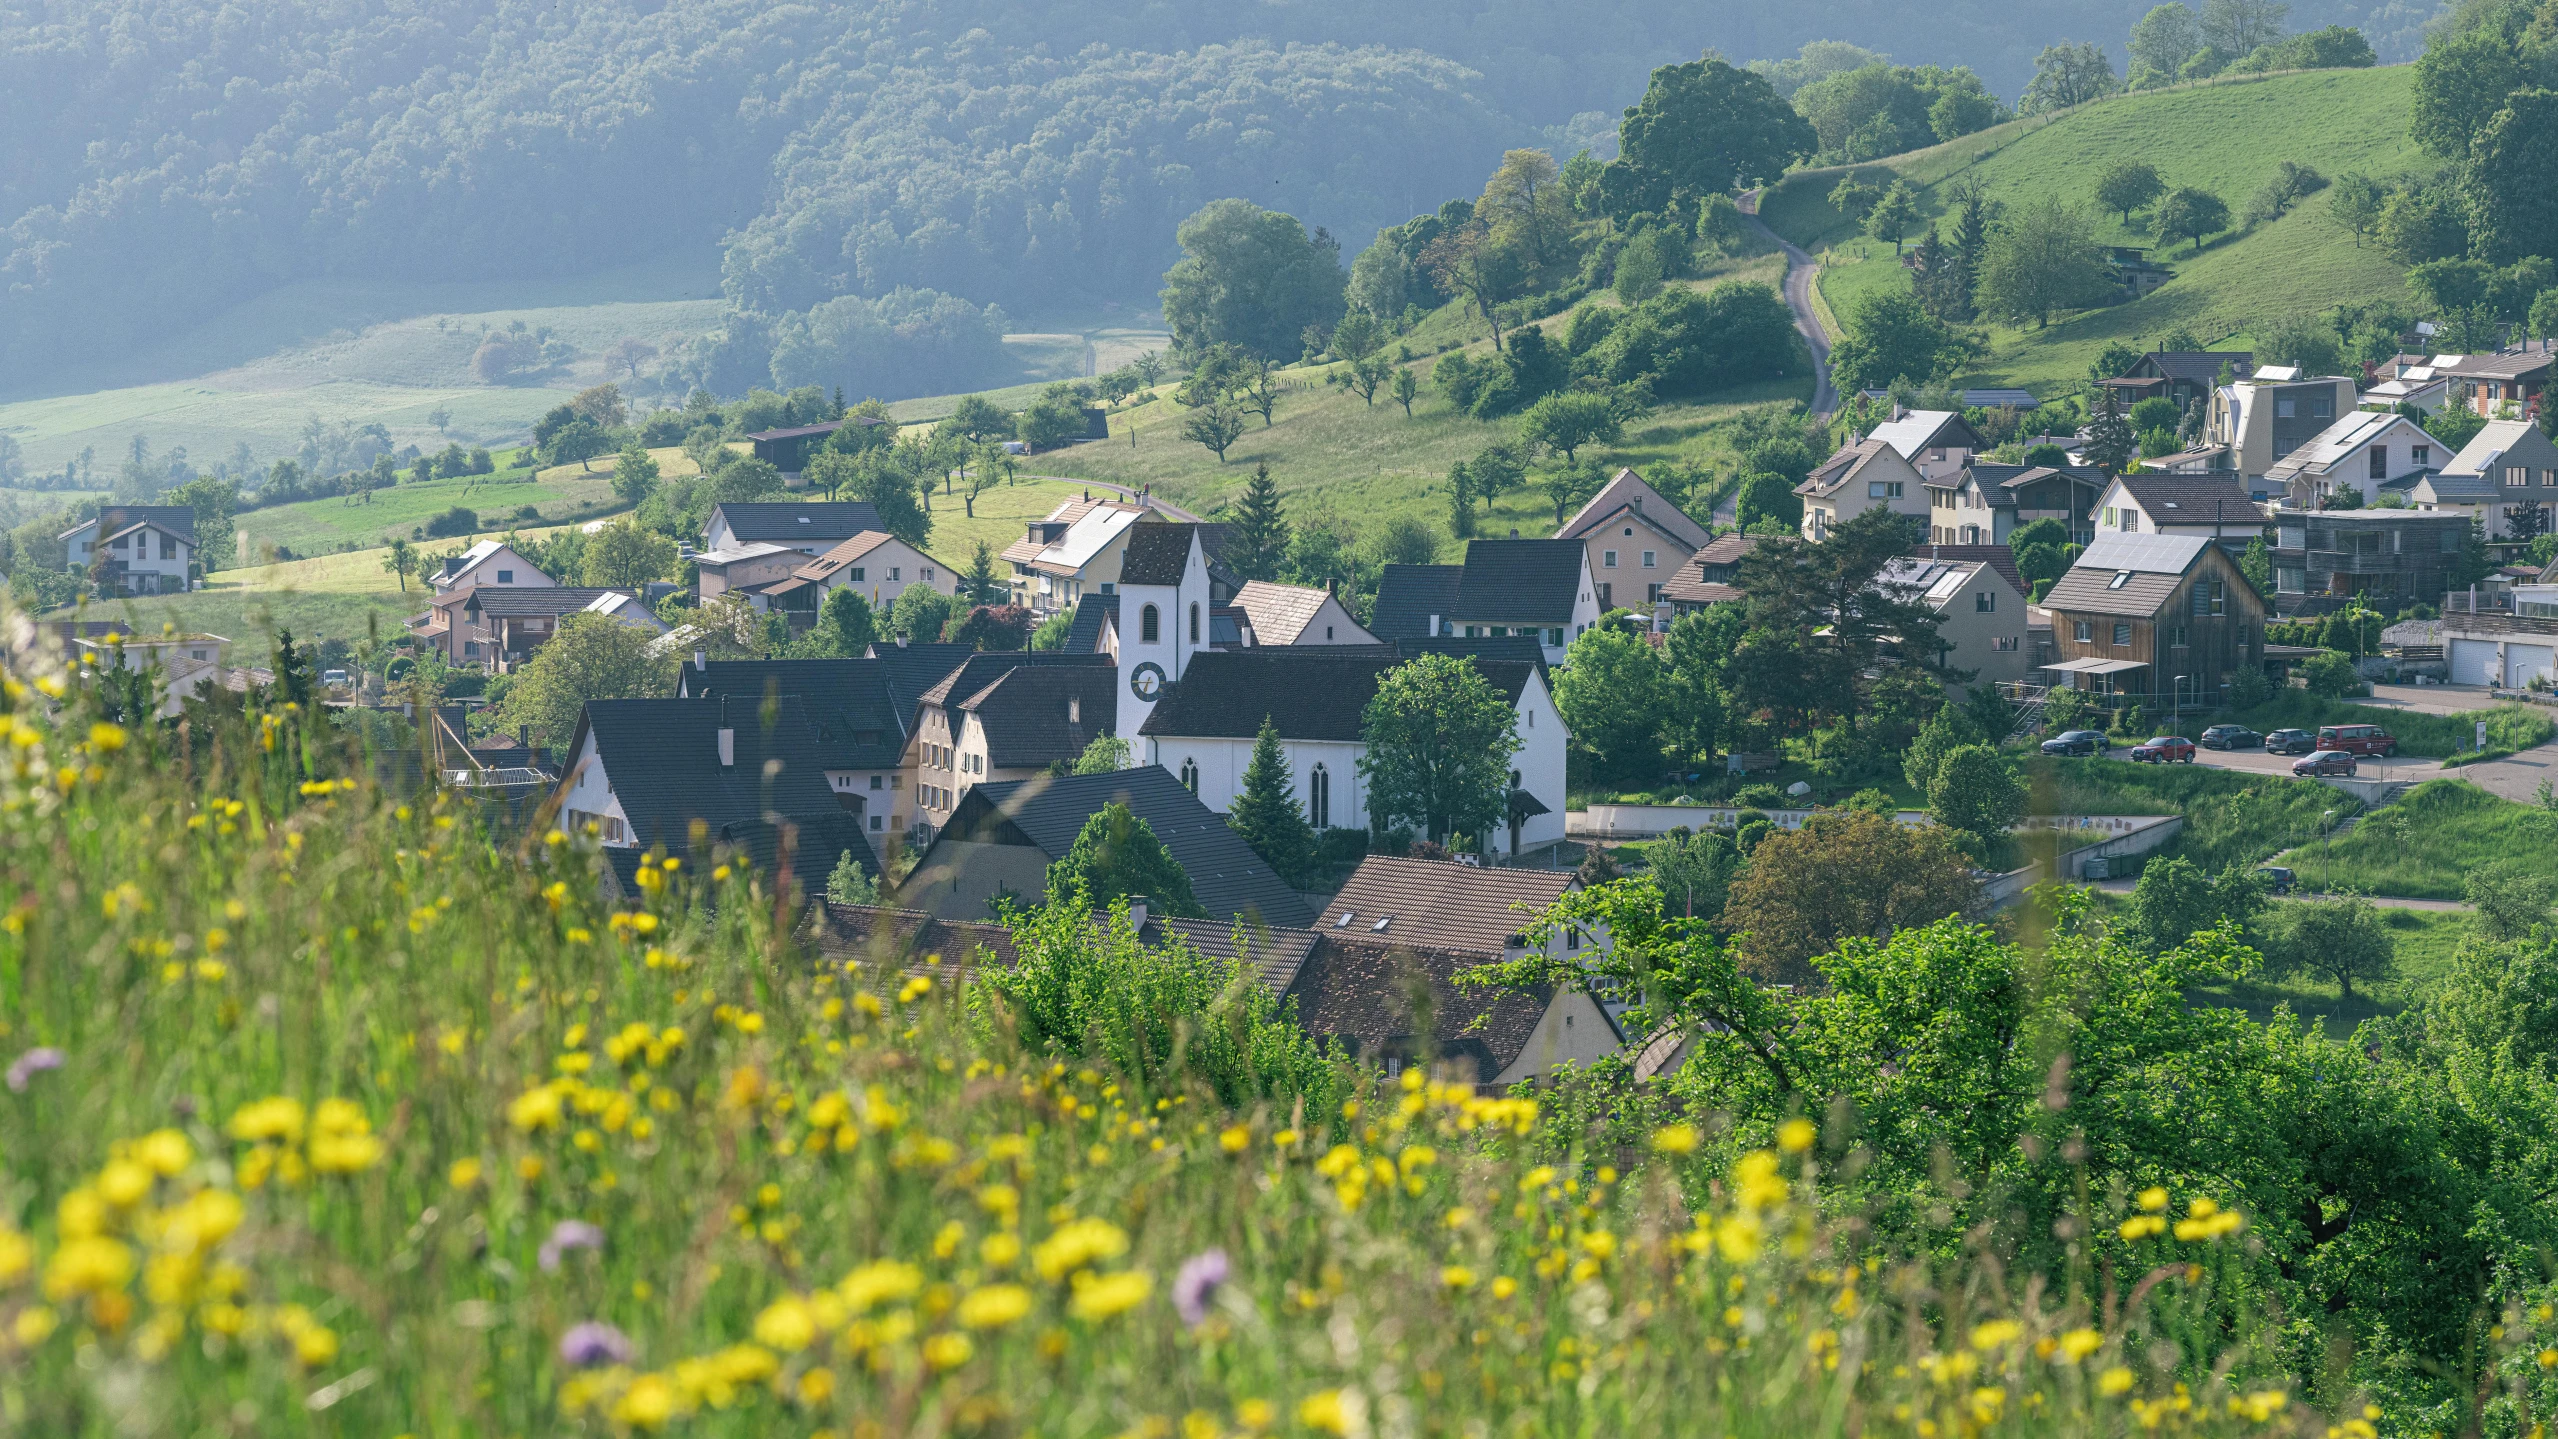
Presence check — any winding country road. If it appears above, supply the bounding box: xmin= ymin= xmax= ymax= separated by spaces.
xmin=1738 ymin=191 xmax=1838 ymax=421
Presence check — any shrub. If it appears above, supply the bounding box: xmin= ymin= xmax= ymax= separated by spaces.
xmin=423 ymin=506 xmax=480 ymax=538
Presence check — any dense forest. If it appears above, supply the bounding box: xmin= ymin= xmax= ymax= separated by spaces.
xmin=0 ymin=0 xmax=2450 ymax=399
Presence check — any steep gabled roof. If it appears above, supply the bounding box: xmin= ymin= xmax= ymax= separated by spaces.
xmin=957 ymin=664 xmax=1120 ymax=771
xmin=865 ymin=642 xmax=977 ymax=730
xmin=570 ymin=697 xmax=855 ymax=893
xmin=1318 ymin=854 xmax=1573 ymax=954
xmin=677 ymin=658 xmax=910 ymax=768
xmin=1232 ymin=581 xmax=1359 ymax=645
xmin=816 ymin=903 xmax=1020 ymax=972
xmin=2110 ymin=471 xmax=2268 ymax=522
xmin=1139 ymin=649 xmax=1534 ymax=742
xmin=707 ymin=501 xmax=886 ymax=544
xmin=1454 ymin=539 xmax=1584 ymax=624
xmin=2442 ymin=419 xmax=2558 ymax=478
xmin=1370 ymin=564 xmax=1463 ymax=642
xmin=1116 ymin=521 xmax=1201 ymax=586
xmin=918 ymin=651 xmax=1111 ymax=712
xmin=2130 ymin=351 xmax=2253 ymax=384
xmin=2041 ymin=533 xmax=2215 ymax=618
xmin=465 ymin=587 xmax=629 ymax=617
xmin=83 ymin=504 xmax=198 ymax=546
xmin=1064 ymin=593 xmax=1118 ymax=653
xmin=1866 ymin=409 xmax=1984 ymax=460
xmin=1796 ymin=437 xmax=1898 ymax=498
xmin=945 ymin=766 xmax=1312 ymax=928
xmin=1282 ymin=935 xmax=1562 ymax=1079
xmin=1556 ymin=469 xmax=1711 ymax=550
xmin=2261 ymin=412 xmax=2433 ymax=482
xmin=1909 ymin=543 xmax=2026 ymax=595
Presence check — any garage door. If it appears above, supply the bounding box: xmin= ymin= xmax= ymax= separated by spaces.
xmin=2509 ymin=645 xmax=2555 ymax=687
xmin=2451 ymin=638 xmax=2498 ymax=686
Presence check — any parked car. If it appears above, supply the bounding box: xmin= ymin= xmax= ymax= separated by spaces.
xmin=2129 ymin=735 xmax=2196 ymax=764
xmin=2317 ymin=723 xmax=2397 ymax=757
xmin=2040 ymin=729 xmax=2111 ymax=756
xmin=2255 ymin=865 xmax=2295 ymax=895
xmin=2264 ymin=728 xmax=2317 ymax=755
xmin=2200 ymin=725 xmax=2261 ymax=750
xmin=2291 ymin=749 xmax=2358 ymax=777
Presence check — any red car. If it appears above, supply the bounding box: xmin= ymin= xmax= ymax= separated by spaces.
xmin=2129 ymin=735 xmax=2196 ymax=764
xmin=2316 ymin=723 xmax=2397 ymax=757
xmin=2292 ymin=749 xmax=2358 ymax=777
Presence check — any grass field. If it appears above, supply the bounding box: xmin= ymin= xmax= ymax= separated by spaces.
xmin=2025 ymin=755 xmax=2355 ymax=872
xmin=2188 ymin=901 xmax=2469 ymax=1031
xmin=1036 ymin=259 xmax=1805 ymax=546
xmin=2281 ymin=778 xmax=2558 ymax=899
xmin=1758 ymin=67 xmax=2421 ymax=396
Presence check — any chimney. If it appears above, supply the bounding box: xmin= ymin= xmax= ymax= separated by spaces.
xmin=1126 ymin=895 xmax=1149 ymax=931
xmin=717 ymin=727 xmax=735 ymax=767
xmin=1508 ymin=527 xmax=1519 ymax=539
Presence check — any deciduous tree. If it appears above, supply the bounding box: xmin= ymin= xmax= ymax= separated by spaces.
xmin=2095 ymin=160 xmax=2165 ymax=223
xmin=1046 ymin=802 xmax=1203 ymax=917
xmin=2154 ymin=186 xmax=2232 ymax=254
xmin=1358 ymin=654 xmax=1522 ymax=845
xmin=582 ymin=518 xmax=678 ymax=588
xmin=1555 ymin=624 xmax=1669 ymax=780
xmin=1718 ymin=808 xmax=1982 ymax=982
xmin=1521 ymin=391 xmax=1622 ymax=465
xmin=497 ymin=612 xmax=674 ymax=747
xmin=1976 ymin=197 xmax=2112 ymax=327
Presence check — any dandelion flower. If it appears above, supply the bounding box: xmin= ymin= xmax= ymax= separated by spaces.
xmin=1068 ymin=1269 xmax=1152 ymax=1322
xmin=922 ymin=1332 xmax=973 ymax=1370
xmin=752 ymin=1296 xmax=818 ymax=1352
xmin=1651 ymin=1124 xmax=1699 ymax=1155
xmin=2098 ymin=1367 xmax=2136 ymax=1396
xmin=957 ymin=1284 xmax=1033 ymax=1330
xmin=1777 ymin=1118 xmax=1817 ymax=1153
xmin=2057 ymin=1328 xmax=2104 ymax=1362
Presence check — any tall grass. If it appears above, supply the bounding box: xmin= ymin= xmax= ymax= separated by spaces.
xmin=0 ymin=615 xmax=2456 ymax=1435
xmin=2025 ymin=757 xmax=2353 ymax=872
xmin=2289 ymin=778 xmax=2558 ymax=899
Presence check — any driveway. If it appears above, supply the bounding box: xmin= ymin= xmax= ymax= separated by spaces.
xmin=2353 ymin=682 xmax=2510 ymax=717
xmin=2355 ymin=684 xmax=2558 ymax=804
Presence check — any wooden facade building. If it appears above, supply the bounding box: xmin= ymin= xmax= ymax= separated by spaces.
xmin=2039 ymin=532 xmax=2268 ymax=710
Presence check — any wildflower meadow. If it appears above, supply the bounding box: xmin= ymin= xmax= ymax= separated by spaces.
xmin=0 ymin=611 xmax=2546 ymax=1438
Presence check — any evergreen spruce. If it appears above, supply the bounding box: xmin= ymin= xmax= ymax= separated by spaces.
xmin=964 ymin=540 xmax=1004 ymax=604
xmin=1226 ymin=463 xmax=1291 ymax=582
xmin=1227 ymin=716 xmax=1320 ymax=887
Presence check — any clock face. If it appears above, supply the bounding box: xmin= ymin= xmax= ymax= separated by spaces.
xmin=1129 ymin=662 xmax=1166 ymax=700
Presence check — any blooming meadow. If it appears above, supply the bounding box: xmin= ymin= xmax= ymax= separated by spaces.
xmin=0 ymin=615 xmax=2533 ymax=1438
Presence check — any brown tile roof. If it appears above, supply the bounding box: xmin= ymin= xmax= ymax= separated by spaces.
xmin=1281 ymin=935 xmax=1559 ymax=1081
xmin=1231 ymin=581 xmax=1334 ymax=645
xmin=815 ymin=903 xmax=1019 ymax=973
xmin=1691 ymin=533 xmax=1762 ymax=568
xmin=1318 ymin=855 xmax=1573 ymax=955
xmin=1795 ymin=438 xmax=1890 ymax=498
xmin=1151 ymin=917 xmax=1324 ymax=994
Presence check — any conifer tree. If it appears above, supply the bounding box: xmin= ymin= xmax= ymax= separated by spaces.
xmin=1226 ymin=462 xmax=1291 ymax=583
xmin=964 ymin=541 xmax=1004 ymax=604
xmin=1227 ymin=717 xmax=1320 ymax=887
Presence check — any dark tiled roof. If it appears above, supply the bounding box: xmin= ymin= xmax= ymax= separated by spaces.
xmin=1065 ymin=593 xmax=1118 ymax=653
xmin=1692 ymin=533 xmax=1762 ymax=567
xmin=1282 ymin=935 xmax=1557 ymax=1081
xmin=1117 ymin=522 xmax=1200 ymax=586
xmin=866 ymin=642 xmax=977 ymax=726
xmin=709 ymin=502 xmax=886 ymax=543
xmin=958 ymin=665 xmax=1120 ymax=771
xmin=919 ymin=651 xmax=1111 ymax=710
xmin=1393 ymin=635 xmax=1548 ymax=672
xmin=2445 ymin=349 xmax=2554 ymax=381
xmin=946 ymin=766 xmax=1312 ymax=928
xmin=746 ymin=417 xmax=890 ymax=442
xmin=1151 ymin=917 xmax=1323 ymax=995
xmin=677 ymin=658 xmax=909 ymax=768
xmin=465 ymin=587 xmax=629 ymax=617
xmin=1911 ymin=544 xmax=2026 ymax=595
xmin=574 ymin=696 xmax=866 ymax=901
xmin=1140 ymin=650 xmax=1534 ymax=742
xmin=2130 ymin=351 xmax=2253 ymax=384
xmin=1318 ymin=854 xmax=1573 ymax=955
xmin=2114 ymin=473 xmax=2262 ymax=525
xmin=94 ymin=504 xmax=197 ymax=544
xmin=1370 ymin=564 xmax=1463 ymax=642
xmin=1454 ymin=539 xmax=1584 ymax=624
xmin=815 ymin=903 xmax=1020 ymax=971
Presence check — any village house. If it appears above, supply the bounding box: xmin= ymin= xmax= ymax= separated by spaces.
xmin=1229 ymin=580 xmax=1376 ymax=646
xmin=1865 ymin=409 xmax=1985 ymax=486
xmin=676 ymin=656 xmax=920 ymax=839
xmin=1367 ymin=539 xmax=1600 ymax=664
xmin=59 ymin=505 xmax=198 ymax=596
xmin=2087 ymin=473 xmax=2266 ymax=546
xmin=701 ymin=501 xmax=888 ymax=558
xmin=895 ymin=765 xmax=1312 ymax=927
xmin=2188 ymin=366 xmax=2363 ymax=481
xmin=2260 ymin=410 xmax=2445 ymax=509
xmin=759 ymin=531 xmax=959 ymax=614
xmin=1882 ymin=551 xmax=2032 ymax=694
xmin=2440 ymin=346 xmax=2552 ymax=422
xmin=902 ymin=653 xmax=1119 ymax=837
xmin=1794 ymin=436 xmax=1928 ymax=541
xmin=2268 ymin=510 xmax=2468 ymax=615
xmin=1553 ymin=468 xmax=1711 ymax=609
xmin=999 ymin=496 xmax=1148 ymax=617
xmin=1659 ymin=532 xmax=1763 ymax=613
xmin=2361 ymin=354 xmax=2455 ymax=415
xmin=2095 ymin=350 xmax=2254 ymax=416
xmin=744 ymin=416 xmax=891 ymax=479
xmin=2423 ymin=420 xmax=2558 ymax=544
xmin=694 ymin=541 xmax=818 ymax=601
xmin=1927 ymin=461 xmax=2106 ymax=545
xmin=1135 ymin=646 xmax=1567 ymax=857
xmin=556 ymin=694 xmax=875 ymax=899
xmin=427 ymin=539 xmax=553 ymax=596
xmin=2039 ymin=532 xmax=2268 ymax=709
xmin=64 ymin=629 xmax=236 ymax=716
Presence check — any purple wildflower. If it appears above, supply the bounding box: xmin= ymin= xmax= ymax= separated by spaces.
xmin=538 ymin=1220 xmax=606 ymax=1272
xmin=6 ymin=1048 xmax=64 ymax=1094
xmin=558 ymin=1321 xmax=635 ymax=1368
xmin=1172 ymin=1248 xmax=1230 ymax=1327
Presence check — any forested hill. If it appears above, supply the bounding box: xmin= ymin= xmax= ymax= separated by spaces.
xmin=0 ymin=0 xmax=2447 ymax=398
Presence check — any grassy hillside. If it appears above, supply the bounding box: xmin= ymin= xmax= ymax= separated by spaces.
xmin=1037 ymin=257 xmax=1807 ymax=544
xmin=2282 ymin=778 xmax=2558 ymax=899
xmin=1760 ymin=67 xmax=2423 ymax=396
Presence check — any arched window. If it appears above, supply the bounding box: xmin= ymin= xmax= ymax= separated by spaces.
xmin=1140 ymin=604 xmax=1160 ymax=643
xmin=1179 ymin=758 xmax=1199 ymax=792
xmin=1309 ymin=763 xmax=1330 ymax=830
xmin=1188 ymin=602 xmax=1200 ymax=643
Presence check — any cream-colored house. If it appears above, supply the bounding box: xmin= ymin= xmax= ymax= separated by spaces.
xmin=1796 ymin=438 xmax=1927 ymax=541
xmin=1554 ymin=468 xmax=1710 ymax=609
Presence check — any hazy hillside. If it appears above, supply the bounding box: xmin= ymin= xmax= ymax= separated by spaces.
xmin=1 ymin=0 xmax=2452 ymax=403
xmin=1759 ymin=66 xmax=2424 ymax=393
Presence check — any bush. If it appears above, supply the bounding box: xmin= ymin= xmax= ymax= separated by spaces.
xmin=423 ymin=506 xmax=480 ymax=539
xmin=2298 ymin=650 xmax=2363 ymax=698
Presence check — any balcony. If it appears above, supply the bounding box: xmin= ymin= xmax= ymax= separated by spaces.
xmin=2303 ymin=549 xmax=2419 ymax=575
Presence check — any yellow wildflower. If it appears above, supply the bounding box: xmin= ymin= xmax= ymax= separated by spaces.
xmin=2098 ymin=1367 xmax=2136 ymax=1396
xmin=1651 ymin=1123 xmax=1699 ymax=1155
xmin=1068 ymin=1269 xmax=1152 ymax=1321
xmin=838 ymin=1259 xmax=924 ymax=1313
xmin=752 ymin=1296 xmax=818 ymax=1352
xmin=1033 ymin=1216 xmax=1130 ymax=1282
xmin=958 ymin=1283 xmax=1033 ymax=1329
xmin=1777 ymin=1118 xmax=1817 ymax=1152
xmin=2057 ymin=1328 xmax=2105 ymax=1362
xmin=922 ymin=1332 xmax=974 ymax=1370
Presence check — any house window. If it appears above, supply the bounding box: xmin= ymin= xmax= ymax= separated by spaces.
xmin=1309 ymin=763 xmax=1330 ymax=829
xmin=1101 ymin=582 xmax=1115 ymax=594
xmin=497 ymin=569 xmax=513 ymax=583
xmin=2170 ymin=626 xmax=2189 ymax=648
xmin=1992 ymin=635 xmax=2020 ymax=651
xmin=2413 ymin=446 xmax=2430 ymax=466
xmin=922 ymin=567 xmax=935 ymax=582
xmin=2074 ymin=620 xmax=2093 ymax=642
xmin=1603 ymin=550 xmax=1618 ymax=568
xmin=1868 ymin=481 xmax=1903 ymax=498
xmin=1546 ymin=627 xmax=1565 ymax=646
xmin=889 ymin=567 xmax=901 ymax=581
xmin=2113 ymin=622 xmax=2132 ymax=646
xmin=849 ymin=567 xmax=865 ymax=581
xmin=1179 ymin=758 xmax=1198 ymax=792
xmin=2312 ymin=391 xmax=2334 ymax=418
xmin=1189 ymin=603 xmax=1200 ymax=643
xmin=2369 ymin=446 xmax=2388 ymax=480
xmin=870 ymin=774 xmax=883 ymax=789
xmin=1141 ymin=604 xmax=1160 ymax=642
xmin=1975 ymin=590 xmax=1996 ymax=612
xmin=871 ymin=814 xmax=883 ymax=830
xmin=2120 ymin=509 xmax=2138 ymax=531
xmin=2276 ymin=395 xmax=2296 ymax=419
xmin=1642 ymin=550 xmax=1657 ymax=568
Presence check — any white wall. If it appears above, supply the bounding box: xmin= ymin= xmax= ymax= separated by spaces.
xmin=558 ymin=732 xmax=635 ymax=845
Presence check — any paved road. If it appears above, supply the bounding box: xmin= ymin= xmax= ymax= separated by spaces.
xmin=2090 ymin=877 xmax=2472 ymax=911
xmin=2065 ymin=743 xmax=2443 ymax=786
xmin=1738 ymin=191 xmax=1837 ymax=419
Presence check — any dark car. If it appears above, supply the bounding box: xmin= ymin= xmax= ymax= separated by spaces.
xmin=2040 ymin=729 xmax=2111 ymax=756
xmin=2317 ymin=723 xmax=2397 ymax=757
xmin=2264 ymin=728 xmax=2317 ymax=755
xmin=2256 ymin=865 xmax=2296 ymax=895
xmin=2292 ymin=749 xmax=2358 ymax=777
xmin=2130 ymin=735 xmax=2197 ymax=764
xmin=2200 ymin=725 xmax=2261 ymax=750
